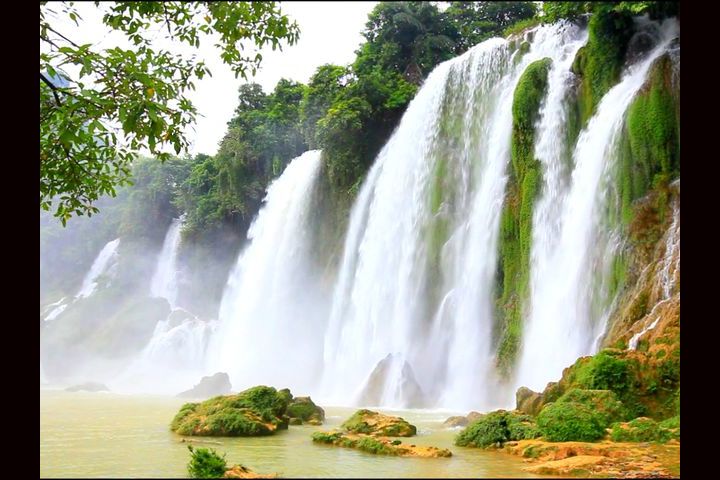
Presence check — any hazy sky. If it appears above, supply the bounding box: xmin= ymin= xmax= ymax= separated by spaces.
xmin=44 ymin=1 xmax=378 ymax=156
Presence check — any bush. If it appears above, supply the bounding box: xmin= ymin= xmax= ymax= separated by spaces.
xmin=456 ymin=410 xmax=540 ymax=448
xmin=557 ymin=389 xmax=628 ymax=425
xmin=610 ymin=417 xmax=674 ymax=443
xmin=575 ymin=352 xmax=630 ymax=394
xmin=537 ymin=402 xmax=606 ymax=442
xmin=187 ymin=445 xmax=227 ymax=479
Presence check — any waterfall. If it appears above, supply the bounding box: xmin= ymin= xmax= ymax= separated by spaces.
xmin=77 ymin=238 xmax=120 ymax=298
xmin=42 ymin=238 xmax=120 ymax=322
xmin=208 ymin=150 xmax=325 ymax=393
xmin=515 ymin=19 xmax=679 ymax=392
xmin=150 ymin=216 xmax=184 ymax=308
xmin=319 ymin=23 xmax=588 ymax=411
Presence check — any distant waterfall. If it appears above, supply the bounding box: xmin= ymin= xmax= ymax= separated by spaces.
xmin=150 ymin=216 xmax=184 ymax=308
xmin=42 ymin=238 xmax=120 ymax=322
xmin=515 ymin=19 xmax=680 ymax=392
xmin=208 ymin=150 xmax=325 ymax=394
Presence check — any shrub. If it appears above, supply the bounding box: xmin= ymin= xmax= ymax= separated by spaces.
xmin=456 ymin=410 xmax=540 ymax=448
xmin=187 ymin=445 xmax=227 ymax=479
xmin=557 ymin=389 xmax=628 ymax=425
xmin=537 ymin=402 xmax=606 ymax=442
xmin=575 ymin=352 xmax=630 ymax=394
xmin=610 ymin=417 xmax=673 ymax=443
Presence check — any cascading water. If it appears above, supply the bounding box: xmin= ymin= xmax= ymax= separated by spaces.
xmin=320 ymin=23 xmax=589 ymax=411
xmin=150 ymin=216 xmax=184 ymax=308
xmin=77 ymin=238 xmax=120 ymax=298
xmin=42 ymin=238 xmax=121 ymax=322
xmin=208 ymin=150 xmax=325 ymax=394
xmin=515 ymin=19 xmax=679 ymax=392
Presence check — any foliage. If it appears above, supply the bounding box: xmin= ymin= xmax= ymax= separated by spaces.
xmin=456 ymin=410 xmax=540 ymax=448
xmin=170 ymin=386 xmax=293 ymax=436
xmin=609 ymin=417 xmax=674 ymax=443
xmin=537 ymin=402 xmax=606 ymax=442
xmin=574 ymin=351 xmax=630 ymax=393
xmin=542 ymin=2 xmax=677 ymax=24
xmin=445 ymin=1 xmax=537 ymax=50
xmin=300 ymin=64 xmax=348 ymax=148
xmin=496 ymin=58 xmax=551 ymax=375
xmin=556 ymin=389 xmax=628 ymax=425
xmin=40 ymin=1 xmax=299 ymax=222
xmin=186 ymin=445 xmax=227 ymax=479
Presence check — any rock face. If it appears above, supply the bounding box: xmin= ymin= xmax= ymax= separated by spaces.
xmin=357 ymin=354 xmax=427 ymax=408
xmin=516 ymin=386 xmax=544 ymax=416
xmin=442 ymin=411 xmax=484 ymax=428
xmin=171 ymin=386 xmax=293 ymax=436
xmin=311 ymin=431 xmax=451 ymax=458
xmin=342 ymin=409 xmax=417 ymax=437
xmin=65 ymin=381 xmax=109 ymax=392
xmin=286 ymin=396 xmax=324 ymax=425
xmin=177 ymin=372 xmax=232 ymax=399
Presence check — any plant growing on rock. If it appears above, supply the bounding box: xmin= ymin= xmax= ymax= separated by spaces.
xmin=536 ymin=402 xmax=606 ymax=442
xmin=187 ymin=445 xmax=227 ymax=479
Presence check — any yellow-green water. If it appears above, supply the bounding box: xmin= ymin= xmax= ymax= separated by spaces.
xmin=40 ymin=389 xmax=547 ymax=478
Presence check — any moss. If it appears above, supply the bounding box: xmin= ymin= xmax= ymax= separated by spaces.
xmin=557 ymin=389 xmax=628 ymax=426
xmin=610 ymin=417 xmax=674 ymax=443
xmin=170 ymin=386 xmax=293 ymax=437
xmin=341 ymin=409 xmax=417 ymax=437
xmin=572 ymin=11 xmax=634 ymax=125
xmin=455 ymin=410 xmax=540 ymax=448
xmin=311 ymin=431 xmax=343 ymax=444
xmin=537 ymin=402 xmax=606 ymax=442
xmin=356 ymin=436 xmax=399 ymax=456
xmin=495 ymin=58 xmax=551 ymax=376
xmin=286 ymin=396 xmax=324 ymax=424
xmin=574 ymin=351 xmax=630 ymax=394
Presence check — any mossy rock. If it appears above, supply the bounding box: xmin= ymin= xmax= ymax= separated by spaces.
xmin=170 ymin=386 xmax=293 ymax=437
xmin=311 ymin=430 xmax=451 ymax=457
xmin=455 ymin=410 xmax=540 ymax=448
xmin=556 ymin=389 xmax=628 ymax=426
xmin=341 ymin=409 xmax=416 ymax=437
xmin=536 ymin=402 xmax=606 ymax=442
xmin=610 ymin=417 xmax=676 ymax=443
xmin=286 ymin=396 xmax=325 ymax=425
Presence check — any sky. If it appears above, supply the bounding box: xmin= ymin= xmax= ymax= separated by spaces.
xmin=43 ymin=1 xmax=379 ymax=156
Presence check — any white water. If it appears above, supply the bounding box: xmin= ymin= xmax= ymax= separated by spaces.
xmin=208 ymin=150 xmax=325 ymax=394
xmin=320 ymin=24 xmax=589 ymax=411
xmin=150 ymin=216 xmax=184 ymax=308
xmin=77 ymin=238 xmax=120 ymax=298
xmin=42 ymin=238 xmax=120 ymax=322
xmin=515 ymin=19 xmax=679 ymax=391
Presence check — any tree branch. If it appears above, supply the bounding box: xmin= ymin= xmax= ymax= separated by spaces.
xmin=40 ymin=72 xmax=63 ymax=106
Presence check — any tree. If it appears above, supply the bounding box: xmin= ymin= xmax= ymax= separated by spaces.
xmin=40 ymin=1 xmax=299 ymax=223
xmin=445 ymin=2 xmax=537 ymax=51
xmin=300 ymin=64 xmax=348 ymax=148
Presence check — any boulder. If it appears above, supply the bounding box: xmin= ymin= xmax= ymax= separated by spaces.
xmin=177 ymin=372 xmax=232 ymax=399
xmin=286 ymin=396 xmax=325 ymax=425
xmin=171 ymin=385 xmax=292 ymax=437
xmin=342 ymin=409 xmax=417 ymax=437
xmin=357 ymin=353 xmax=427 ymax=407
xmin=516 ymin=386 xmax=544 ymax=416
xmin=65 ymin=381 xmax=109 ymax=392
xmin=442 ymin=411 xmax=484 ymax=428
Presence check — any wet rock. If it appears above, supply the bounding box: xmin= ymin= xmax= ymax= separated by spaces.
xmin=177 ymin=372 xmax=232 ymax=399
xmin=286 ymin=396 xmax=325 ymax=425
xmin=516 ymin=386 xmax=544 ymax=416
xmin=357 ymin=353 xmax=427 ymax=407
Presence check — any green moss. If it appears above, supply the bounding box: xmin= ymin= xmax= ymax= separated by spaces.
xmin=537 ymin=402 xmax=606 ymax=442
xmin=556 ymin=389 xmax=628 ymax=426
xmin=286 ymin=397 xmax=324 ymax=424
xmin=574 ymin=351 xmax=630 ymax=394
xmin=572 ymin=11 xmax=634 ymax=125
xmin=455 ymin=410 xmax=540 ymax=448
xmin=610 ymin=417 xmax=674 ymax=443
xmin=356 ymin=436 xmax=399 ymax=456
xmin=311 ymin=431 xmax=343 ymax=443
xmin=341 ymin=409 xmax=417 ymax=437
xmin=495 ymin=58 xmax=551 ymax=376
xmin=170 ymin=386 xmax=293 ymax=437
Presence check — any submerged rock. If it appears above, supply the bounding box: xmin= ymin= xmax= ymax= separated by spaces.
xmin=177 ymin=372 xmax=232 ymax=399
xmin=65 ymin=381 xmax=109 ymax=392
xmin=170 ymin=385 xmax=292 ymax=437
xmin=311 ymin=431 xmax=451 ymax=458
xmin=357 ymin=353 xmax=427 ymax=408
xmin=286 ymin=396 xmax=324 ymax=425
xmin=342 ymin=409 xmax=417 ymax=437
